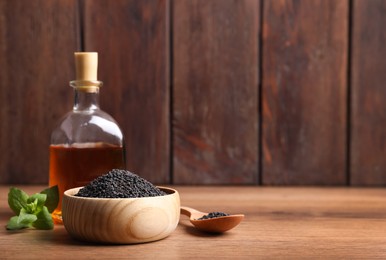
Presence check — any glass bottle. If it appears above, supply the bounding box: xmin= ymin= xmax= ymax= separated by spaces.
xmin=49 ymin=52 xmax=126 ymax=223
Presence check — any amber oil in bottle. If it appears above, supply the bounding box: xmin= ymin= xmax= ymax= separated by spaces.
xmin=49 ymin=53 xmax=126 ymax=223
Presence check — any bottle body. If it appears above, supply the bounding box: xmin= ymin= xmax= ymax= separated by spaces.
xmin=49 ymin=85 xmax=126 ymax=223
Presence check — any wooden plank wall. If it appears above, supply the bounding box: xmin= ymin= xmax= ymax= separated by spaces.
xmin=351 ymin=0 xmax=386 ymax=185
xmin=0 ymin=0 xmax=385 ymax=186
xmin=173 ymin=0 xmax=259 ymax=184
xmin=262 ymin=0 xmax=348 ymax=185
xmin=0 ymin=0 xmax=79 ymax=184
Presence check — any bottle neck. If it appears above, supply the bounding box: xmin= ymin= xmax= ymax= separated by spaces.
xmin=73 ymin=88 xmax=100 ymax=111
xmin=70 ymin=80 xmax=103 ymax=111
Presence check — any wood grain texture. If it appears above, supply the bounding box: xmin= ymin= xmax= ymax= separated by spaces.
xmin=262 ymin=0 xmax=348 ymax=185
xmin=62 ymin=187 xmax=180 ymax=244
xmin=0 ymin=1 xmax=79 ymax=184
xmin=173 ymin=0 xmax=259 ymax=184
xmin=3 ymin=185 xmax=386 ymax=258
xmin=350 ymin=0 xmax=386 ymax=185
xmin=82 ymin=0 xmax=170 ymax=183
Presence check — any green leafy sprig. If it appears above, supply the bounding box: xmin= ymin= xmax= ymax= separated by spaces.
xmin=6 ymin=186 xmax=59 ymax=230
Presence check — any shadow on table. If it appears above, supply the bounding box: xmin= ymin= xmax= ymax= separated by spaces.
xmin=2 ymin=214 xmax=230 ymax=246
xmin=178 ymin=219 xmax=230 ymax=238
xmin=4 ymin=225 xmax=100 ymax=246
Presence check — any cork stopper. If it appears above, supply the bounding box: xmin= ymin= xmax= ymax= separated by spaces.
xmin=75 ymin=52 xmax=98 ymax=81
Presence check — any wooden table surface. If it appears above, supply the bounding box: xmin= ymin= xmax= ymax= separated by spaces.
xmin=1 ymin=186 xmax=386 ymax=259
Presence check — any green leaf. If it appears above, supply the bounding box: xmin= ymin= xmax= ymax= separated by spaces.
xmin=18 ymin=208 xmax=37 ymax=226
xmin=28 ymin=193 xmax=47 ymax=213
xmin=32 ymin=206 xmax=54 ymax=230
xmin=6 ymin=216 xmax=26 ymax=230
xmin=6 ymin=186 xmax=58 ymax=231
xmin=40 ymin=186 xmax=59 ymax=213
xmin=8 ymin=187 xmax=29 ymax=215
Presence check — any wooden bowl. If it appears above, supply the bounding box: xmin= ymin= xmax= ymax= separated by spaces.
xmin=62 ymin=186 xmax=180 ymax=244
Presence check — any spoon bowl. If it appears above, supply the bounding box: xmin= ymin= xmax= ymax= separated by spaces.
xmin=180 ymin=206 xmax=244 ymax=233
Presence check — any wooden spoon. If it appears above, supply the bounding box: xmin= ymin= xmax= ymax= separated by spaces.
xmin=180 ymin=206 xmax=244 ymax=233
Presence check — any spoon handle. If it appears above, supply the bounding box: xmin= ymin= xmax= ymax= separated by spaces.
xmin=180 ymin=206 xmax=203 ymax=217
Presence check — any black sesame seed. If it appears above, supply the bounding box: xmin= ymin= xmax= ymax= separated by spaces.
xmin=75 ymin=169 xmax=166 ymax=198
xmin=197 ymin=212 xmax=230 ymax=220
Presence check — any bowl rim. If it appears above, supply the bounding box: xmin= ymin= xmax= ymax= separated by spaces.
xmin=63 ymin=186 xmax=178 ymax=201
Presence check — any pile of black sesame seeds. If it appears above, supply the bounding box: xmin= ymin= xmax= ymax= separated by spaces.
xmin=75 ymin=169 xmax=166 ymax=198
xmin=198 ymin=212 xmax=229 ymax=220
